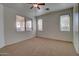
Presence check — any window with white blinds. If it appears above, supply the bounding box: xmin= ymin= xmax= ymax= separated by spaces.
xmin=38 ymin=19 xmax=43 ymax=31
xmin=16 ymin=15 xmax=25 ymax=32
xmin=60 ymin=15 xmax=70 ymax=31
xmin=26 ymin=19 xmax=32 ymax=31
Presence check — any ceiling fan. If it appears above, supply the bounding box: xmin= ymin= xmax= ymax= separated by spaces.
xmin=29 ymin=3 xmax=45 ymax=9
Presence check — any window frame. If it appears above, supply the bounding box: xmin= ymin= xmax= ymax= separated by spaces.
xmin=60 ymin=14 xmax=71 ymax=32
xmin=25 ymin=18 xmax=33 ymax=32
xmin=16 ymin=15 xmax=26 ymax=32
xmin=37 ymin=19 xmax=43 ymax=31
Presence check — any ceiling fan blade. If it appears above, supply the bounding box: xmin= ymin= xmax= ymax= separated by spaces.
xmin=38 ymin=3 xmax=45 ymax=5
xmin=29 ymin=3 xmax=45 ymax=9
xmin=30 ymin=6 xmax=33 ymax=9
xmin=37 ymin=6 xmax=40 ymax=9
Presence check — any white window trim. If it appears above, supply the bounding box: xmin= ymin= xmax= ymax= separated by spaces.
xmin=37 ymin=19 xmax=43 ymax=31
xmin=26 ymin=19 xmax=33 ymax=31
xmin=16 ymin=15 xmax=25 ymax=32
xmin=60 ymin=14 xmax=70 ymax=32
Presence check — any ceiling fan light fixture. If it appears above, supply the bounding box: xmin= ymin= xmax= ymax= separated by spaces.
xmin=29 ymin=3 xmax=45 ymax=9
xmin=33 ymin=3 xmax=38 ymax=8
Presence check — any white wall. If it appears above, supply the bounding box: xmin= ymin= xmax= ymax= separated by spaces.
xmin=73 ymin=4 xmax=79 ymax=54
xmin=37 ymin=8 xmax=73 ymax=42
xmin=0 ymin=4 xmax=5 ymax=48
xmin=4 ymin=6 xmax=36 ymax=45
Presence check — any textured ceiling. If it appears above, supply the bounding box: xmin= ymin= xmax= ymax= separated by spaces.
xmin=2 ymin=3 xmax=75 ymax=17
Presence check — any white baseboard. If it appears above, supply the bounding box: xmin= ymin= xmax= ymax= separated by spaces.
xmin=74 ymin=46 xmax=79 ymax=54
xmin=71 ymin=41 xmax=79 ymax=54
xmin=0 ymin=43 xmax=5 ymax=48
xmin=36 ymin=36 xmax=72 ymax=43
xmin=4 ymin=35 xmax=36 ymax=47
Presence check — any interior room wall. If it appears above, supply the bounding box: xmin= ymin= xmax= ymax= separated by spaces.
xmin=0 ymin=4 xmax=5 ymax=48
xmin=4 ymin=6 xmax=36 ymax=46
xmin=78 ymin=4 xmax=79 ymax=54
xmin=73 ymin=4 xmax=79 ymax=54
xmin=36 ymin=8 xmax=73 ymax=42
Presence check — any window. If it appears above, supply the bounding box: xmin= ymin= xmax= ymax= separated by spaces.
xmin=38 ymin=19 xmax=43 ymax=31
xmin=60 ymin=15 xmax=70 ymax=31
xmin=16 ymin=15 xmax=25 ymax=32
xmin=26 ymin=19 xmax=32 ymax=31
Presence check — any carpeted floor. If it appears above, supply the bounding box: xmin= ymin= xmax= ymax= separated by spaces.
xmin=0 ymin=37 xmax=78 ymax=56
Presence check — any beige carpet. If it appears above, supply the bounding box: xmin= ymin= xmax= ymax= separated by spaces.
xmin=0 ymin=37 xmax=78 ymax=56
